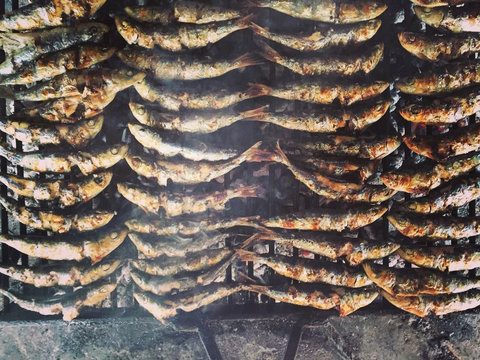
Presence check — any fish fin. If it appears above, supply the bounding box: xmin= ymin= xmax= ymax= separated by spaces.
xmin=249 ymin=22 xmax=270 ymax=38
xmin=246 ymin=284 xmax=270 ymax=294
xmin=240 ymin=105 xmax=269 ymax=121
xmin=236 ymin=13 xmax=255 ymax=28
xmin=246 ymin=82 xmax=271 ymax=98
xmin=236 ymin=248 xmax=261 ymax=262
xmin=256 ymin=40 xmax=282 ymax=63
xmin=234 ymin=52 xmax=264 ymax=70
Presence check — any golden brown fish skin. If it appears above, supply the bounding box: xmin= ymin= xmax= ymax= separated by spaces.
xmin=124 ymin=6 xmax=174 ymax=24
xmin=0 ymin=259 xmax=121 ymax=287
xmin=0 ymin=115 xmax=103 ymax=148
xmin=0 ymin=281 xmax=116 ymax=321
xmin=250 ymin=20 xmax=381 ymax=52
xmin=0 ymin=171 xmax=112 ymax=207
xmin=411 ymin=0 xmax=472 ymax=6
xmin=398 ymin=32 xmax=480 ymax=62
xmin=68 ymin=143 xmax=128 ymax=176
xmin=131 ymin=270 xmax=198 ymax=296
xmin=388 ymin=212 xmax=480 ymax=240
xmin=259 ymin=42 xmax=384 ymax=76
xmin=0 ymin=0 xmax=107 ymax=32
xmin=253 ymin=228 xmax=399 ymax=265
xmin=250 ymin=0 xmax=387 ymax=23
xmin=415 ymin=5 xmax=480 ymax=33
xmin=0 ymin=226 xmax=127 ymax=264
xmin=118 ymin=46 xmax=261 ymax=81
xmin=260 ymin=205 xmax=387 ymax=232
xmin=0 ymin=45 xmax=116 ymax=85
xmin=118 ymin=182 xmax=263 ymax=217
xmin=396 ymin=61 xmax=480 ymax=96
xmin=238 ymin=250 xmax=373 ymax=287
xmin=381 ymin=152 xmax=480 ymax=194
xmin=174 ymin=0 xmax=244 ymax=24
xmin=116 ymin=14 xmax=251 ymax=51
xmin=363 ymin=262 xmax=480 ymax=297
xmin=382 ymin=290 xmax=480 ymax=318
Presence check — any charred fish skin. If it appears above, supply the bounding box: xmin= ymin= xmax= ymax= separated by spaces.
xmin=398 ymin=32 xmax=480 ymax=62
xmin=387 ymin=212 xmax=480 ymax=240
xmin=124 ymin=6 xmax=174 ymax=25
xmin=250 ymin=19 xmax=381 ymax=52
xmin=250 ymin=0 xmax=387 ymax=24
xmin=415 ymin=5 xmax=480 ymax=33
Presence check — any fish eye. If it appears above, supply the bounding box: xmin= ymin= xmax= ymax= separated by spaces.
xmin=122 ymin=21 xmax=128 ymax=29
xmin=102 ymin=264 xmax=112 ymax=271
xmin=127 ymin=70 xmax=133 ymax=76
xmin=87 ymin=119 xmax=96 ymax=126
xmin=89 ymin=26 xmax=98 ymax=35
xmin=101 ymin=47 xmax=109 ymax=53
xmin=406 ymin=34 xmax=416 ymax=43
xmin=111 ymin=232 xmax=118 ymax=238
xmin=111 ymin=147 xmax=119 ymax=155
xmin=406 ymin=77 xmax=415 ymax=85
xmin=137 ymin=106 xmax=145 ymax=115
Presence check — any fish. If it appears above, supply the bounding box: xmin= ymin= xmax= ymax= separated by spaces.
xmin=118 ymin=182 xmax=264 ymax=217
xmin=248 ymin=79 xmax=389 ymax=106
xmin=251 ymin=228 xmax=399 ymax=265
xmin=0 ymin=281 xmax=116 ymax=321
xmin=410 ymin=0 xmax=473 ymax=6
xmin=128 ymin=232 xmax=230 ymax=258
xmin=0 ymin=0 xmax=107 ymax=32
xmin=115 ymin=14 xmax=251 ymax=51
xmin=396 ymin=61 xmax=480 ymax=96
xmin=259 ymin=205 xmax=387 ymax=232
xmin=248 ymin=284 xmax=379 ymax=316
xmin=258 ymin=41 xmax=384 ymax=76
xmin=414 ymin=4 xmax=480 ymax=33
xmin=388 ymin=212 xmax=480 ymax=240
xmin=380 ymin=152 xmax=480 ymax=194
xmin=0 ymin=259 xmax=121 ymax=287
xmin=174 ymin=0 xmax=244 ymax=24
xmin=398 ymin=32 xmax=480 ymax=62
xmin=124 ymin=6 xmax=174 ymax=24
xmin=250 ymin=19 xmax=381 ymax=52
xmin=118 ymin=46 xmax=261 ymax=81
xmin=243 ymin=99 xmax=390 ymax=133
xmin=248 ymin=0 xmax=387 ymax=23
xmin=237 ymin=250 xmax=372 ymax=287
xmin=382 ymin=290 xmax=480 ymax=317
xmin=398 ymin=175 xmax=480 ymax=214
xmin=124 ymin=141 xmax=265 ymax=186
xmin=282 ymin=134 xmax=402 ymax=160
xmin=0 ymin=194 xmax=115 ymax=233
xmin=0 ymin=142 xmax=127 ymax=174
xmin=129 ymin=102 xmax=263 ymax=133
xmin=404 ymin=122 xmax=480 ymax=162
xmin=125 ymin=214 xmax=260 ymax=236
xmin=130 ymin=248 xmax=234 ymax=277
xmin=398 ymin=88 xmax=480 ymax=125
xmin=0 ymin=171 xmax=112 ymax=207
xmin=0 ymin=114 xmax=104 ymax=148
xmin=398 ymin=246 xmax=480 ymax=272
xmin=127 ymin=123 xmax=239 ymax=161
xmin=363 ymin=262 xmax=480 ymax=296
xmin=0 ymin=226 xmax=127 ymax=264
xmin=0 ymin=45 xmax=116 ymax=85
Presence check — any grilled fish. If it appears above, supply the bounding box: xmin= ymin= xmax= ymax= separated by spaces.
xmin=0 ymin=226 xmax=127 ymax=264
xmin=260 ymin=205 xmax=387 ymax=232
xmin=248 ymin=284 xmax=379 ymax=316
xmin=248 ymin=79 xmax=389 ymax=106
xmin=258 ymin=41 xmax=384 ymax=76
xmin=410 ymin=0 xmax=473 ymax=6
xmin=381 ymin=152 xmax=480 ymax=194
xmin=252 ymin=228 xmax=399 ymax=265
xmin=127 ymin=123 xmax=238 ymax=161
xmin=398 ymin=246 xmax=480 ymax=272
xmin=238 ymin=250 xmax=372 ymax=287
xmin=363 ymin=262 xmax=480 ymax=296
xmin=398 ymin=175 xmax=480 ymax=214
xmin=0 ymin=171 xmax=112 ymax=207
xmin=249 ymin=0 xmax=387 ymax=23
xmin=116 ymin=14 xmax=251 ymax=51
xmin=0 ymin=142 xmax=127 ymax=174
xmin=174 ymin=0 xmax=244 ymax=24
xmin=0 ymin=195 xmax=115 ymax=233
xmin=0 ymin=259 xmax=121 ymax=287
xmin=415 ymin=4 xmax=480 ymax=33
xmin=250 ymin=20 xmax=381 ymax=52
xmin=128 ymin=232 xmax=230 ymax=258
xmin=0 ymin=281 xmax=116 ymax=321
xmin=244 ymin=99 xmax=390 ymax=133
xmin=399 ymin=88 xmax=480 ymax=125
xmin=0 ymin=115 xmax=103 ymax=148
xmin=125 ymin=141 xmax=264 ymax=186
xmin=382 ymin=290 xmax=480 ymax=317
xmin=396 ymin=61 xmax=480 ymax=96
xmin=129 ymin=102 xmax=262 ymax=133
xmin=124 ymin=6 xmax=173 ymax=24
xmin=118 ymin=182 xmax=264 ymax=217
xmin=118 ymin=46 xmax=261 ymax=81
xmin=388 ymin=212 xmax=480 ymax=240
xmin=398 ymin=32 xmax=480 ymax=62
xmin=404 ymin=122 xmax=480 ymax=162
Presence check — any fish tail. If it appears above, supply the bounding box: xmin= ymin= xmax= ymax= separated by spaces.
xmin=234 ymin=52 xmax=264 ymax=69
xmin=236 ymin=248 xmax=261 ymax=262
xmin=246 ymin=82 xmax=271 ymax=98
xmin=249 ymin=22 xmax=269 ymax=37
xmin=240 ymin=105 xmax=269 ymax=121
xmin=256 ymin=40 xmax=282 ymax=63
xmin=236 ymin=13 xmax=255 ymax=28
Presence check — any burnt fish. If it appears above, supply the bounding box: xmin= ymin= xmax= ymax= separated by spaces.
xmin=415 ymin=4 xmax=480 ymax=33
xmin=410 ymin=0 xmax=474 ymax=6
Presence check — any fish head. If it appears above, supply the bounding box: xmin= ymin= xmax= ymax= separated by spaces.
xmin=81 ymin=259 xmax=122 ymax=285
xmin=398 ymin=104 xmax=423 ymax=122
xmin=133 ymin=291 xmax=177 ymax=322
xmin=129 ymin=102 xmax=149 ymax=122
xmin=82 ymin=282 xmax=117 ymax=307
xmin=110 ymin=68 xmax=147 ymax=89
xmin=88 ymin=227 xmax=128 ymax=264
xmin=413 ymin=6 xmax=445 ymax=28
xmin=397 ymin=32 xmax=426 ymax=58
xmin=78 ymin=45 xmax=117 ymax=69
xmin=115 ymin=15 xmax=139 ymax=45
xmin=395 ymin=75 xmax=422 ymax=95
xmin=127 ymin=123 xmax=159 ymax=146
xmin=67 ymin=115 xmax=104 ymax=148
xmin=381 ymin=290 xmax=427 ymax=317
xmin=75 ymin=22 xmax=110 ymax=42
